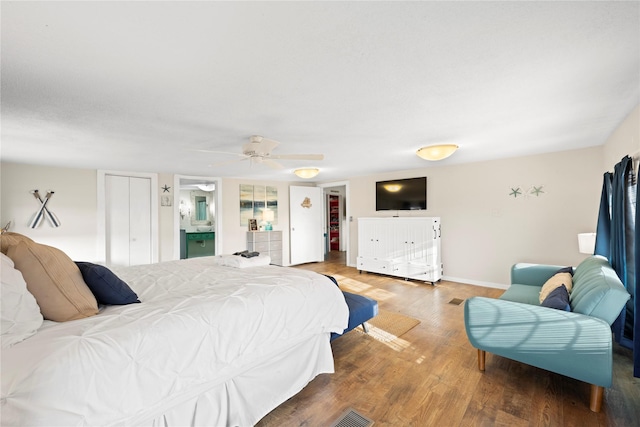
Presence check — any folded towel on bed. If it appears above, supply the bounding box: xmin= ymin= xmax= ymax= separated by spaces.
xmin=219 ymin=254 xmax=271 ymax=268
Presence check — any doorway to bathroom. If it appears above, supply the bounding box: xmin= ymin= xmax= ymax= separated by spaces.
xmin=174 ymin=175 xmax=222 ymax=260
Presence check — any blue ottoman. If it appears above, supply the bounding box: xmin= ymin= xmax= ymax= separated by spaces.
xmin=325 ymin=275 xmax=378 ymax=341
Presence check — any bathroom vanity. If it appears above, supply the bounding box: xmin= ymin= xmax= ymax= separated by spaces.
xmin=180 ymin=230 xmax=215 ymax=259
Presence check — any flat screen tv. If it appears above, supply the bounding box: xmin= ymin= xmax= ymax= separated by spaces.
xmin=376 ymin=177 xmax=427 ymax=211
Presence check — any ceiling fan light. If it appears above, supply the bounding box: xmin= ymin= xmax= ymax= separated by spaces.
xmin=416 ymin=144 xmax=459 ymax=161
xmin=294 ymin=168 xmax=320 ymax=179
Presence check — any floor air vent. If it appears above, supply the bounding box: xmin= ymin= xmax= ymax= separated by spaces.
xmin=330 ymin=408 xmax=374 ymax=427
xmin=449 ymin=298 xmax=464 ymax=305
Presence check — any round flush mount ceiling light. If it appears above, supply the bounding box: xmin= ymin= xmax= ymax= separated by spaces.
xmin=416 ymin=144 xmax=459 ymax=161
xmin=294 ymin=168 xmax=320 ymax=179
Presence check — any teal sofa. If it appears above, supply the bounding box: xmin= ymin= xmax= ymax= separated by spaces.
xmin=464 ymin=255 xmax=630 ymax=412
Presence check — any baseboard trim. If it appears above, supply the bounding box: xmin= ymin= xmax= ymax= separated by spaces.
xmin=442 ymin=276 xmax=509 ymax=290
xmin=343 ymin=264 xmax=508 ymax=290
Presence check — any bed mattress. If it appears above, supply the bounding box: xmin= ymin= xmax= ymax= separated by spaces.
xmin=1 ymin=257 xmax=349 ymax=426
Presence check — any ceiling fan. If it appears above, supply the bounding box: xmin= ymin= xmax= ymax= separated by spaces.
xmin=203 ymin=135 xmax=324 ymax=169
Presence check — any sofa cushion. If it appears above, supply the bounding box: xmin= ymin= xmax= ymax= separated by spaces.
xmin=7 ymin=242 xmax=99 ymax=322
xmin=541 ymin=284 xmax=571 ymax=311
xmin=570 ymin=255 xmax=630 ymax=324
xmin=500 ymin=284 xmax=541 ymax=305
xmin=539 ymin=271 xmax=573 ymax=303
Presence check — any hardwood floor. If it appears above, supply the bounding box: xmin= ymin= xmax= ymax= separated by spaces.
xmin=256 ymin=252 xmax=640 ymax=426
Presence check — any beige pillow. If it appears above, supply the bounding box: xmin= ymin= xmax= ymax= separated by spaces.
xmin=539 ymin=272 xmax=573 ymax=303
xmin=1 ymin=232 xmax=35 ymax=254
xmin=7 ymin=241 xmax=98 ymax=322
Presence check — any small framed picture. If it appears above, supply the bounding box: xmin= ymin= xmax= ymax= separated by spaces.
xmin=248 ymin=218 xmax=258 ymax=231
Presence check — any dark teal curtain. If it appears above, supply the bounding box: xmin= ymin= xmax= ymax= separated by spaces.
xmin=595 ymin=173 xmax=612 ymax=256
xmin=635 ymin=166 xmax=639 ymax=377
xmin=596 ymin=155 xmax=637 ymax=377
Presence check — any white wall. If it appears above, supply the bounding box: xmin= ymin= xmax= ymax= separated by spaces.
xmin=347 ymin=146 xmax=603 ymax=287
xmin=219 ymin=178 xmax=297 ymax=265
xmin=603 ymin=104 xmax=640 ymax=168
xmin=0 ymin=146 xmax=623 ymax=284
xmin=2 ymin=104 xmax=637 ymax=282
xmin=158 ymin=172 xmax=175 ymax=262
xmin=0 ymin=149 xmax=618 ymax=282
xmin=0 ymin=163 xmax=98 ymax=261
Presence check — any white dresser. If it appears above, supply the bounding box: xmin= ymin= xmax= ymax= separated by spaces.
xmin=247 ymin=231 xmax=283 ymax=266
xmin=357 ymin=217 xmax=442 ymax=284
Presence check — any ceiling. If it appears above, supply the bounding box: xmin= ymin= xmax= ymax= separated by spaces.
xmin=2 ymin=1 xmax=639 ymax=182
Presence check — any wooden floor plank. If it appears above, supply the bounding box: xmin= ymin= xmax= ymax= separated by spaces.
xmin=255 ymin=253 xmax=640 ymax=426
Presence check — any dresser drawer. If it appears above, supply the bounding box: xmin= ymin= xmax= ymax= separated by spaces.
xmin=357 ymin=257 xmax=390 ymax=274
xmin=249 ymin=242 xmax=270 ymax=252
xmin=269 ymin=231 xmax=282 ymax=241
xmin=247 ymin=232 xmax=269 ymax=243
xmin=269 ymin=240 xmax=283 ymax=251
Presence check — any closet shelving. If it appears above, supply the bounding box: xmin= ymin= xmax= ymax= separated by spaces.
xmin=329 ymin=195 xmax=340 ymax=251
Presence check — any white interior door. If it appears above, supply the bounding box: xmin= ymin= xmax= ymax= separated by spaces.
xmin=289 ymin=186 xmax=324 ymax=265
xmin=105 ymin=175 xmax=152 ymax=267
xmin=129 ymin=176 xmax=152 ymax=265
xmin=106 ymin=175 xmax=130 ymax=267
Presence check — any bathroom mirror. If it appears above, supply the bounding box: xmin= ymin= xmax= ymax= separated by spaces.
xmin=190 ymin=191 xmax=212 ymax=226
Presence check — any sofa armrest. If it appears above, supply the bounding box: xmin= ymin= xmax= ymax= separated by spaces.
xmin=464 ymin=296 xmax=613 ymax=387
xmin=510 ymin=263 xmax=567 ymax=286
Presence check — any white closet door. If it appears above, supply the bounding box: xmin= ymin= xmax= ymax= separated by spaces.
xmin=290 ymin=186 xmax=324 ymax=265
xmin=105 ymin=175 xmax=152 ymax=267
xmin=106 ymin=175 xmax=131 ymax=267
xmin=129 ymin=177 xmax=152 ymax=265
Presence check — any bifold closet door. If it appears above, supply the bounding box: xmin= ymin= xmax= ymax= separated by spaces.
xmin=105 ymin=175 xmax=152 ymax=267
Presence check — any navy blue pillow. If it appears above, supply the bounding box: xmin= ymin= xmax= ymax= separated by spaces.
xmin=75 ymin=262 xmax=140 ymax=305
xmin=541 ymin=284 xmax=570 ymax=311
xmin=554 ymin=266 xmax=574 ymax=276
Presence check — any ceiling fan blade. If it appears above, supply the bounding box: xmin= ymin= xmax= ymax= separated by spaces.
xmin=194 ymin=149 xmax=248 ymax=158
xmin=258 ymin=137 xmax=280 ymax=153
xmin=210 ymin=157 xmax=249 ymax=167
xmin=261 ymin=159 xmax=285 ymax=170
xmin=270 ymin=154 xmax=324 ymax=160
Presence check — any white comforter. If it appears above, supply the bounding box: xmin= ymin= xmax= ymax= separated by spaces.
xmin=1 ymin=257 xmax=349 ymax=426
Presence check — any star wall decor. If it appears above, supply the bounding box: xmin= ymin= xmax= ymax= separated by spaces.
xmin=162 ymin=185 xmax=171 ymax=193
xmin=508 ymin=185 xmax=545 ymax=199
xmin=529 ymin=185 xmax=544 ymax=196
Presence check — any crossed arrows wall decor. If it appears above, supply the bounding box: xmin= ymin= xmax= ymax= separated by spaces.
xmin=29 ymin=190 xmax=60 ymax=228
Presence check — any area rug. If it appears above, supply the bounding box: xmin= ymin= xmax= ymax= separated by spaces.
xmin=354 ymin=310 xmax=420 ymax=344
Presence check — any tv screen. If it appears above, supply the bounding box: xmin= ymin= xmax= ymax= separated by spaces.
xmin=376 ymin=177 xmax=427 ymax=211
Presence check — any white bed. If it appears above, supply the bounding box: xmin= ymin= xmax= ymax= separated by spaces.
xmin=1 ymin=256 xmax=349 ymax=426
